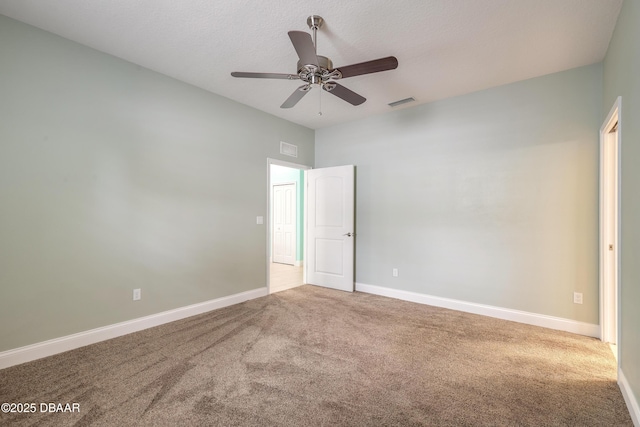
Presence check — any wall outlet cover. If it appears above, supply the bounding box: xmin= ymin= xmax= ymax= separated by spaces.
xmin=573 ymin=292 xmax=583 ymax=304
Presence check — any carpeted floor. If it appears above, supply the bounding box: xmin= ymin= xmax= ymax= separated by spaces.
xmin=0 ymin=285 xmax=632 ymax=426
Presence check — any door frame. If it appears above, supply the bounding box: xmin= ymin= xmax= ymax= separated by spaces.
xmin=271 ymin=181 xmax=297 ymax=265
xmin=266 ymin=158 xmax=311 ymax=294
xmin=599 ymin=96 xmax=621 ymax=360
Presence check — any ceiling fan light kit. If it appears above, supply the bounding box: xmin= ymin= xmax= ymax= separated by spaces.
xmin=231 ymin=15 xmax=398 ymax=110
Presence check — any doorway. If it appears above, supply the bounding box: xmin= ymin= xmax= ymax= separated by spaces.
xmin=268 ymin=159 xmax=310 ymax=294
xmin=600 ymin=97 xmax=621 ymax=362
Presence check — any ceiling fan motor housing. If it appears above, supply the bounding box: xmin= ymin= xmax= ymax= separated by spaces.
xmin=297 ymin=56 xmax=341 ymax=86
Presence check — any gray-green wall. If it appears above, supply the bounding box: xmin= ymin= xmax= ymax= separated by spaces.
xmin=316 ymin=64 xmax=602 ymax=324
xmin=0 ymin=15 xmax=314 ymax=352
xmin=603 ymin=0 xmax=640 ymax=410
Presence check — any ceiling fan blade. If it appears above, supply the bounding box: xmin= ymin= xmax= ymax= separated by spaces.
xmin=334 ymin=56 xmax=398 ymax=79
xmin=231 ymin=72 xmax=299 ymax=80
xmin=288 ymin=31 xmax=319 ymax=67
xmin=281 ymin=85 xmax=311 ymax=109
xmin=323 ymin=82 xmax=366 ymax=106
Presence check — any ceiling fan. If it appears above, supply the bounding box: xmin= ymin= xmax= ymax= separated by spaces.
xmin=231 ymin=15 xmax=398 ymax=109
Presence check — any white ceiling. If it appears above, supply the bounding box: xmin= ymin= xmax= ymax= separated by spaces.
xmin=0 ymin=0 xmax=623 ymax=129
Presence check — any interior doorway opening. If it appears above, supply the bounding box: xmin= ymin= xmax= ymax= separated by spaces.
xmin=267 ymin=159 xmax=310 ymax=294
xmin=600 ymin=97 xmax=621 ymax=363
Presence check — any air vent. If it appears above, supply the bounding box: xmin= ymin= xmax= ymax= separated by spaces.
xmin=388 ymin=97 xmax=416 ymax=107
xmin=280 ymin=141 xmax=298 ymax=158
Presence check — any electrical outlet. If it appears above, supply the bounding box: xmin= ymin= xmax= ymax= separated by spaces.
xmin=256 ymin=216 xmax=264 ymax=225
xmin=133 ymin=288 xmax=141 ymax=301
xmin=573 ymin=292 xmax=583 ymax=304
xmin=392 ymin=268 xmax=399 ymax=277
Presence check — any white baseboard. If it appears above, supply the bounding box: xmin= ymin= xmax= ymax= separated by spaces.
xmin=355 ymin=283 xmax=600 ymax=338
xmin=619 ymin=369 xmax=640 ymax=427
xmin=0 ymin=287 xmax=268 ymax=370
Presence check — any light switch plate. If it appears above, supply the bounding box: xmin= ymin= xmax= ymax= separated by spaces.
xmin=256 ymin=216 xmax=264 ymax=225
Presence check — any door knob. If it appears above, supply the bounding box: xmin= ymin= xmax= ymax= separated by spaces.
xmin=343 ymin=232 xmax=355 ymax=237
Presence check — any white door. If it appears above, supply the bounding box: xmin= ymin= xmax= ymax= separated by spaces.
xmin=603 ymin=126 xmax=618 ymax=345
xmin=305 ymin=165 xmax=355 ymax=292
xmin=272 ymin=183 xmax=296 ymax=265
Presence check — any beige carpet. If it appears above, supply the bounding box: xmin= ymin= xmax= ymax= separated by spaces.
xmin=0 ymin=285 xmax=632 ymax=426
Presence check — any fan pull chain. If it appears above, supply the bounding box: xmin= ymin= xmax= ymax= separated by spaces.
xmin=318 ymin=86 xmax=322 ymax=116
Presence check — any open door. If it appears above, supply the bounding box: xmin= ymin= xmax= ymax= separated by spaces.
xmin=305 ymin=165 xmax=355 ymax=292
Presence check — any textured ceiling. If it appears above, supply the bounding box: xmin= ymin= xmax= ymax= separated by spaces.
xmin=0 ymin=0 xmax=623 ymax=129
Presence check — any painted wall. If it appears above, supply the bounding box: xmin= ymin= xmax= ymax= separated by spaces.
xmin=316 ymin=64 xmax=602 ymax=324
xmin=0 ymin=15 xmax=314 ymax=352
xmin=270 ymin=165 xmax=304 ymax=262
xmin=603 ymin=0 xmax=640 ymax=411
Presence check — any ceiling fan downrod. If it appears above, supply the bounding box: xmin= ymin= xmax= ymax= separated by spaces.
xmin=307 ymin=15 xmax=323 ymax=53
